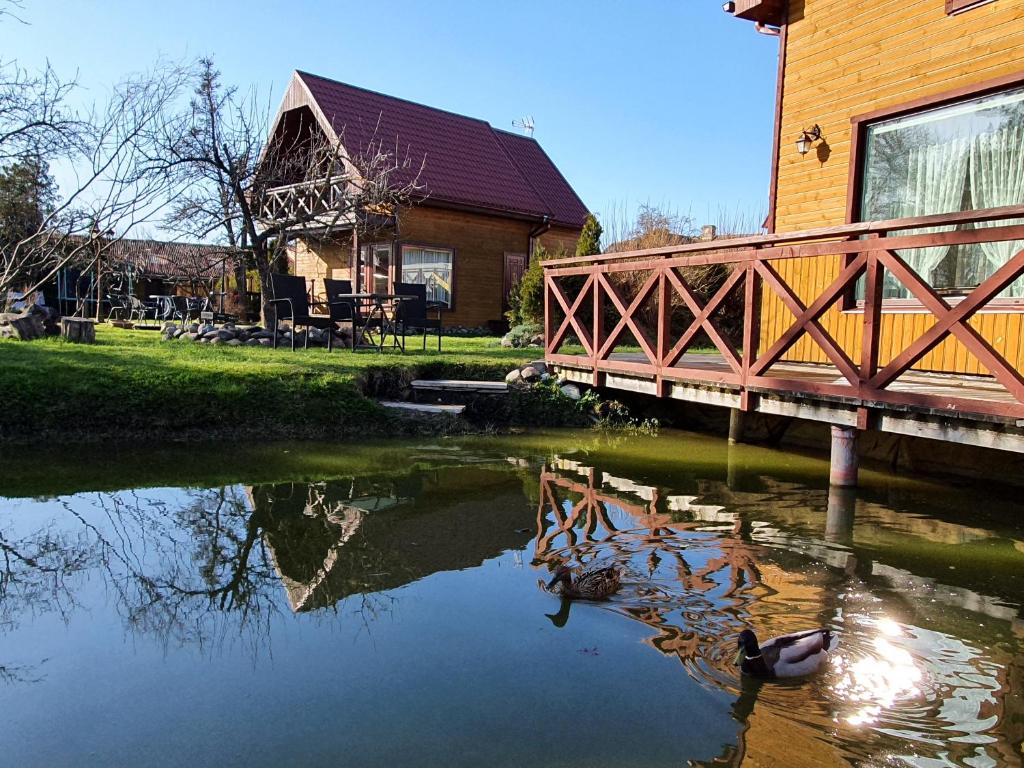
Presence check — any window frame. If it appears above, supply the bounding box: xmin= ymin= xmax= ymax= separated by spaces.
xmin=845 ymin=70 xmax=1024 ymax=313
xmin=945 ymin=0 xmax=996 ymax=15
xmin=398 ymin=242 xmax=456 ymax=311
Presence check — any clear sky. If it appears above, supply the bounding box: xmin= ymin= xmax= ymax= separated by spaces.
xmin=4 ymin=0 xmax=780 ymax=235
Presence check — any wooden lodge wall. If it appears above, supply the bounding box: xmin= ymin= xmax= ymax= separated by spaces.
xmin=290 ymin=205 xmax=581 ymax=329
xmin=767 ymin=0 xmax=1024 ymax=374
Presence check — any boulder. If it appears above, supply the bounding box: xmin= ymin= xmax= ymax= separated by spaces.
xmin=210 ymin=337 xmax=224 ymax=345
xmin=258 ymin=338 xmax=273 ymax=346
xmin=251 ymin=330 xmax=275 ymax=340
xmin=505 ymin=368 xmax=524 ymax=384
xmin=528 ymin=360 xmax=548 ymax=375
xmin=560 ymin=383 xmax=582 ymax=401
xmin=216 ymin=329 xmax=235 ymax=341
xmin=160 ymin=324 xmax=178 ymax=341
xmin=245 ymin=338 xmax=261 ymax=347
xmin=519 ymin=365 xmax=540 ymax=382
xmin=182 ymin=332 xmax=198 ymax=341
xmin=189 ymin=323 xmax=200 ymax=334
xmin=226 ymin=338 xmax=242 ymax=346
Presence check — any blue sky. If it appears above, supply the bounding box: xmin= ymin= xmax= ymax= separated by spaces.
xmin=6 ymin=1 xmax=779 ymax=235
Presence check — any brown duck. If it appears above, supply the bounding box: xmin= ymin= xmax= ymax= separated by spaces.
xmin=545 ymin=564 xmax=622 ymax=600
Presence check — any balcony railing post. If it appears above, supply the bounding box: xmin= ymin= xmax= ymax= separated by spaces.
xmin=656 ymin=265 xmax=671 ymax=396
xmin=592 ymin=267 xmax=603 ymax=386
xmin=861 ymin=233 xmax=884 ymax=391
xmin=544 ymin=272 xmax=553 ymax=354
xmin=740 ymin=259 xmax=762 ymax=409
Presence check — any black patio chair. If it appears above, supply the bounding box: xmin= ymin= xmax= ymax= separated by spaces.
xmin=171 ymin=296 xmax=192 ymax=323
xmin=268 ymin=273 xmax=337 ymax=351
xmin=126 ymin=295 xmax=156 ymax=323
xmin=106 ymin=294 xmax=130 ymax=321
xmin=394 ymin=282 xmax=443 ymax=352
xmin=323 ymin=278 xmax=364 ymax=350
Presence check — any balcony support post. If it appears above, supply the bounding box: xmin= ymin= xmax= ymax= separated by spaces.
xmin=829 ymin=424 xmax=859 ymax=487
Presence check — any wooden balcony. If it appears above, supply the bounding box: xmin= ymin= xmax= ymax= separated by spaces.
xmin=729 ymin=0 xmax=786 ymax=26
xmin=543 ymin=206 xmax=1024 ymax=452
xmin=257 ymin=176 xmax=359 ymax=233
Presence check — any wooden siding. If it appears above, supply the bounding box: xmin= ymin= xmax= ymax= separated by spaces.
xmin=768 ymin=0 xmax=1024 ymax=374
xmin=290 ymin=206 xmax=581 ymax=329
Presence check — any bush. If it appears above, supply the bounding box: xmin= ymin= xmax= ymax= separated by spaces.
xmin=502 ymin=323 xmax=543 ymax=348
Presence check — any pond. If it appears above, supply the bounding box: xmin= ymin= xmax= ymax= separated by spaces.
xmin=1 ymin=431 xmax=1022 ymax=767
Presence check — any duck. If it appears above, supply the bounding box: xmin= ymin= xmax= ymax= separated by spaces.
xmin=734 ymin=628 xmax=835 ymax=678
xmin=543 ymin=564 xmax=622 ymax=600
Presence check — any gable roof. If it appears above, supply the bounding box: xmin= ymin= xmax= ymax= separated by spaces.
xmin=291 ymin=71 xmax=589 ymax=229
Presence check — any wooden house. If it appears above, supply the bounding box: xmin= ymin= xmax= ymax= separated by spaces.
xmin=265 ymin=71 xmax=589 ymax=331
xmin=541 ymin=0 xmax=1024 ymax=473
xmin=733 ymin=0 xmax=1024 ymax=374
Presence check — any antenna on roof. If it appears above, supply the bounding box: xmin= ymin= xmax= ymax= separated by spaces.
xmin=512 ymin=116 xmax=535 ymax=137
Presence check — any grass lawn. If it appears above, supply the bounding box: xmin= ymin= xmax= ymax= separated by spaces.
xmin=0 ymin=326 xmax=539 ymax=443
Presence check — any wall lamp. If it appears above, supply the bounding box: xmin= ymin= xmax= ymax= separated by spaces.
xmin=796 ymin=125 xmax=823 ymax=155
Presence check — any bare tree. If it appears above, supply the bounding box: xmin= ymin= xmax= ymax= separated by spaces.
xmin=157 ymin=58 xmax=424 ymax=321
xmin=0 ymin=63 xmax=189 ymax=311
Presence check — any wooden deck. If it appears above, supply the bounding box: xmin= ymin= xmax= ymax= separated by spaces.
xmin=544 ymin=208 xmax=1024 ymax=453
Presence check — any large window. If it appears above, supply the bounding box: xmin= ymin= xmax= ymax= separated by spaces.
xmin=360 ymin=243 xmax=392 ymax=295
xmin=401 ymin=246 xmax=453 ymax=307
xmin=858 ymin=85 xmax=1024 ymax=300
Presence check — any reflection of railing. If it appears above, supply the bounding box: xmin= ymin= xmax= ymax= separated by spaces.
xmin=544 ymin=205 xmax=1024 ymax=420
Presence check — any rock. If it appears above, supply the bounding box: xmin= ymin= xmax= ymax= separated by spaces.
xmin=182 ymin=332 xmax=198 ymax=341
xmin=519 ymin=365 xmax=540 ymax=382
xmin=505 ymin=368 xmax=523 ymax=384
xmin=210 ymin=337 xmax=224 ymax=345
xmin=198 ymin=324 xmax=216 ymax=336
xmin=245 ymin=338 xmax=261 ymax=347
xmin=500 ymin=336 xmax=513 ymax=348
xmin=216 ymin=329 xmax=235 ymax=341
xmin=528 ymin=360 xmax=548 ymax=375
xmin=560 ymin=383 xmax=582 ymax=401
xmin=174 ymin=328 xmax=186 ymax=339
xmin=189 ymin=323 xmax=200 ymax=334
xmin=251 ymin=330 xmax=275 ymax=340
xmin=258 ymin=338 xmax=273 ymax=346
xmin=226 ymin=339 xmax=242 ymax=346
xmin=540 ymin=372 xmax=551 ymax=382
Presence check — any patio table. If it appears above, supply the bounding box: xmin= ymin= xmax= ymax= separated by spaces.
xmin=333 ymin=293 xmax=416 ymax=352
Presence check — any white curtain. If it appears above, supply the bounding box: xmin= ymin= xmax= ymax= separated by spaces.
xmin=969 ymin=122 xmax=1024 ymax=298
xmin=898 ymin=137 xmax=971 ymax=293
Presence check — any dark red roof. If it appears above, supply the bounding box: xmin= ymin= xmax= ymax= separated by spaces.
xmin=296 ymin=72 xmax=589 ymax=229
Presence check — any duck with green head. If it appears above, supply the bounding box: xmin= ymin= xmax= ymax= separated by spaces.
xmin=734 ymin=628 xmax=835 ymax=678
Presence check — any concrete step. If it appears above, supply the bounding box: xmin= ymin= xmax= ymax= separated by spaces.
xmin=410 ymin=379 xmax=508 ymax=394
xmin=379 ymin=400 xmax=466 ymax=415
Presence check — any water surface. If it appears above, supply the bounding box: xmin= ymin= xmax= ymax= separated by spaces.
xmin=1 ymin=432 xmax=1022 ymax=766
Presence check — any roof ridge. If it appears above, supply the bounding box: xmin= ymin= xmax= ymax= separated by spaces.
xmin=295 ymin=70 xmax=493 ymax=128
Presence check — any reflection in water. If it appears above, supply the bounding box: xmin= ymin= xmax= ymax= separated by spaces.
xmin=1 ymin=434 xmax=1023 ymax=766
xmin=531 ymin=456 xmax=1024 ymax=767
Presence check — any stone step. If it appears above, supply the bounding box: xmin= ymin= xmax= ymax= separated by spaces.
xmin=379 ymin=400 xmax=466 ymax=415
xmin=410 ymin=379 xmax=508 ymax=394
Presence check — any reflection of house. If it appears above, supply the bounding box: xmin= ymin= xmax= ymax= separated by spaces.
xmin=249 ymin=467 xmax=534 ymax=612
xmin=265 ymin=71 xmax=590 ymax=330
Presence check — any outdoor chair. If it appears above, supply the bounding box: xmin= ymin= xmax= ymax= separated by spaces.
xmin=126 ymin=295 xmax=156 ymax=323
xmin=171 ymin=296 xmax=192 ymax=323
xmin=268 ymin=273 xmax=338 ymax=352
xmin=394 ymin=282 xmax=443 ymax=352
xmin=106 ymin=294 xmax=130 ymax=321
xmin=323 ymin=278 xmax=363 ymax=350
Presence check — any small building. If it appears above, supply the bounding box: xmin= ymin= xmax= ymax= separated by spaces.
xmin=265 ymin=71 xmax=590 ymax=331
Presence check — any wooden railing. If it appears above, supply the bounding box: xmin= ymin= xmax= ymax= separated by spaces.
xmin=258 ymin=175 xmax=356 ymax=228
xmin=544 ymin=205 xmax=1024 ymax=420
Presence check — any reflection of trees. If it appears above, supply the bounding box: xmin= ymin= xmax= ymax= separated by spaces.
xmin=0 ymin=519 xmax=97 ymax=683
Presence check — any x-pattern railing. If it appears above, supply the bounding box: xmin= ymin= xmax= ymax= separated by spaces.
xmin=544 ymin=205 xmax=1024 ymax=420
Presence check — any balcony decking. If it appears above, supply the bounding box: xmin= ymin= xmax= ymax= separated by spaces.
xmin=543 ymin=206 xmax=1024 ymax=454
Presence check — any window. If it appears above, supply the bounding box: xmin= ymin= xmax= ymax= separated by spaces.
xmin=400 ymin=246 xmax=454 ymax=307
xmin=360 ymin=243 xmax=392 ymax=295
xmin=946 ymin=0 xmax=995 ymax=14
xmin=857 ymin=85 xmax=1024 ymax=300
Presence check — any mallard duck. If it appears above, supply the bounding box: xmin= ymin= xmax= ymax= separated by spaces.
xmin=544 ymin=564 xmax=622 ymax=600
xmin=734 ymin=628 xmax=835 ymax=678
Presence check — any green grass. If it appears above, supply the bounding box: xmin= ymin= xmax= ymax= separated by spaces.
xmin=0 ymin=326 xmax=540 ymax=444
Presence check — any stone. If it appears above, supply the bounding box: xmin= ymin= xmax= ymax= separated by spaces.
xmin=226 ymin=339 xmax=242 ymax=346
xmin=251 ymin=330 xmax=275 ymax=340
xmin=500 ymin=336 xmax=514 ymax=348
xmin=182 ymin=332 xmax=198 ymax=341
xmin=245 ymin=338 xmax=261 ymax=347
xmin=528 ymin=360 xmax=548 ymax=375
xmin=505 ymin=368 xmax=523 ymax=384
xmin=258 ymin=338 xmax=273 ymax=346
xmin=189 ymin=323 xmax=200 ymax=334
xmin=519 ymin=365 xmax=540 ymax=382
xmin=560 ymin=383 xmax=582 ymax=401
xmin=210 ymin=337 xmax=224 ymax=345
xmin=216 ymin=329 xmax=235 ymax=341
xmin=161 ymin=324 xmax=179 ymax=340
